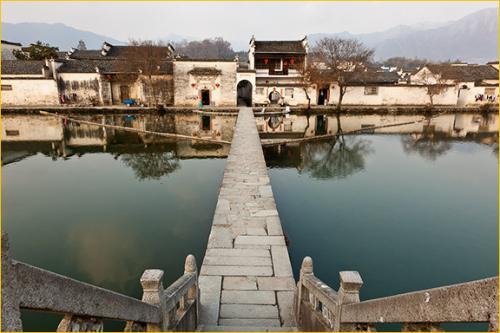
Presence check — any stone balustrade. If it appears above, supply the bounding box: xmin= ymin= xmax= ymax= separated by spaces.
xmin=295 ymin=256 xmax=498 ymax=332
xmin=2 ymin=233 xmax=199 ymax=332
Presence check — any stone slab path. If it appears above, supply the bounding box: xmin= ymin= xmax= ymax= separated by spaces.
xmin=198 ymin=107 xmax=296 ymax=331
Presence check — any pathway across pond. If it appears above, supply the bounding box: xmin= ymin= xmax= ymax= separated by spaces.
xmin=198 ymin=107 xmax=296 ymax=331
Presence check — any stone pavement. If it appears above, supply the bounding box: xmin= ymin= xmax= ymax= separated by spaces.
xmin=198 ymin=107 xmax=296 ymax=331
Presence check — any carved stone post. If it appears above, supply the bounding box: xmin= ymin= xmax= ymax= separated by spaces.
xmin=296 ymin=256 xmax=314 ymax=327
xmin=334 ymin=271 xmax=363 ymax=332
xmin=2 ymin=233 xmax=22 ymax=332
xmin=140 ymin=269 xmax=167 ymax=331
xmin=184 ymin=254 xmax=198 ymax=327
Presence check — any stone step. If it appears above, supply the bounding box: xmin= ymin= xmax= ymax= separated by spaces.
xmin=198 ymin=325 xmax=298 ymax=332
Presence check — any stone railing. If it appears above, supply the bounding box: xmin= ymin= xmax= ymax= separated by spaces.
xmin=295 ymin=256 xmax=498 ymax=332
xmin=2 ymin=233 xmax=199 ymax=332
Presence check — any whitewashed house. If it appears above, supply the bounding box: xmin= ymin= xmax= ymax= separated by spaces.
xmin=1 ymin=60 xmax=61 ymax=106
xmin=173 ymin=59 xmax=238 ymax=107
xmin=411 ymin=64 xmax=499 ymax=106
xmin=248 ymin=37 xmax=316 ymax=106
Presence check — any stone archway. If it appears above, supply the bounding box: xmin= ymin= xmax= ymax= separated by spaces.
xmin=237 ymin=80 xmax=253 ymax=106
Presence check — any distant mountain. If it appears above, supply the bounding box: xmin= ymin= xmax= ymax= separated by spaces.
xmin=309 ymin=8 xmax=498 ymax=63
xmin=1 ymin=22 xmax=125 ymax=50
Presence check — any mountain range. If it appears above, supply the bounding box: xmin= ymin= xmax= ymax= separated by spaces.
xmin=309 ymin=8 xmax=498 ymax=63
xmin=2 ymin=8 xmax=498 ymax=63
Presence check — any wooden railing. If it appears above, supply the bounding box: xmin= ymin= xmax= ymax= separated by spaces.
xmin=295 ymin=256 xmax=498 ymax=332
xmin=1 ymin=233 xmax=199 ymax=332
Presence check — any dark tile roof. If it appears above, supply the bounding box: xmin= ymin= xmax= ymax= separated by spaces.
xmin=187 ymin=67 xmax=222 ymax=76
xmin=254 ymin=40 xmax=306 ymax=54
xmin=347 ymin=71 xmax=401 ymax=85
xmin=68 ymin=50 xmax=103 ymax=60
xmin=426 ymin=64 xmax=499 ymax=81
xmin=1 ymin=40 xmax=22 ymax=46
xmin=58 ymin=59 xmax=173 ymax=74
xmin=1 ymin=60 xmax=45 ymax=75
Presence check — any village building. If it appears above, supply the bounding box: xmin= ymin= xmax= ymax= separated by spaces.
xmin=411 ymin=64 xmax=499 ymax=106
xmin=328 ymin=70 xmax=458 ymax=106
xmin=247 ymin=36 xmax=316 ymax=106
xmin=1 ymin=40 xmax=23 ymax=60
xmin=173 ymin=59 xmax=238 ymax=106
xmin=57 ymin=59 xmax=174 ymax=106
xmin=1 ymin=60 xmax=61 ymax=106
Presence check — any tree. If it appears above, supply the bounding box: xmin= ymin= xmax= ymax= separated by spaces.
xmin=300 ymin=137 xmax=372 ymax=179
xmin=77 ymin=40 xmax=87 ymax=50
xmin=414 ymin=67 xmax=448 ymax=106
xmin=13 ymin=41 xmax=59 ymax=60
xmin=122 ymin=40 xmax=173 ymax=107
xmin=309 ymin=37 xmax=374 ymax=112
xmin=121 ymin=150 xmax=179 ymax=180
xmin=298 ymin=62 xmax=332 ymax=109
xmin=173 ymin=37 xmax=235 ymax=59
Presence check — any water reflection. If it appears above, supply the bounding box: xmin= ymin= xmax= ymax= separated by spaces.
xmin=300 ymin=137 xmax=372 ymax=179
xmin=263 ymin=112 xmax=498 ymax=173
xmin=121 ymin=151 xmax=179 ymax=181
xmin=2 ymin=113 xmax=236 ymax=181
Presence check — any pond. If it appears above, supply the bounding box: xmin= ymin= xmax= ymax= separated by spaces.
xmin=2 ymin=111 xmax=498 ymax=331
xmin=263 ymin=112 xmax=498 ymax=331
xmin=2 ymin=113 xmax=235 ymax=331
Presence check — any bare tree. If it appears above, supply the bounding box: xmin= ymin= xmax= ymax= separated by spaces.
xmin=122 ymin=40 xmax=173 ymax=107
xmin=173 ymin=37 xmax=235 ymax=59
xmin=298 ymin=63 xmax=334 ymax=109
xmin=414 ymin=68 xmax=449 ymax=107
xmin=310 ymin=37 xmax=374 ymax=111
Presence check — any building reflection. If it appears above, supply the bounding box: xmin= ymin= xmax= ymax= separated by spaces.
xmin=262 ymin=112 xmax=498 ymax=177
xmin=3 ymin=112 xmax=498 ymax=179
xmin=2 ymin=114 xmax=237 ymax=173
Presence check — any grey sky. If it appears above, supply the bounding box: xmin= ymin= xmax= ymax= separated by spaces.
xmin=2 ymin=1 xmax=498 ymax=49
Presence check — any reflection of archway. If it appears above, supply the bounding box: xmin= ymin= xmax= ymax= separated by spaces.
xmin=237 ymin=80 xmax=253 ymax=106
xmin=269 ymin=90 xmax=281 ymax=104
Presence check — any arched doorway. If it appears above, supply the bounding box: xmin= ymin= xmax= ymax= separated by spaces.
xmin=237 ymin=80 xmax=253 ymax=106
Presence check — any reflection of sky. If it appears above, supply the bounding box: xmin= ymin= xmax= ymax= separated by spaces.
xmin=267 ymin=134 xmax=497 ymax=308
xmin=2 ymin=152 xmax=225 ymax=307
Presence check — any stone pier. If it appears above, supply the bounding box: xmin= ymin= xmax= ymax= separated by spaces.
xmin=198 ymin=107 xmax=296 ymax=331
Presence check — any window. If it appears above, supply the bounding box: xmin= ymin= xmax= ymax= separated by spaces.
xmin=2 ymin=85 xmax=12 ymax=91
xmin=256 ymin=88 xmax=265 ymax=95
xmin=285 ymin=88 xmax=294 ymax=97
xmin=485 ymin=87 xmax=496 ymax=95
xmin=364 ymin=86 xmax=378 ymax=95
xmin=201 ymin=115 xmax=211 ymax=130
xmin=5 ymin=130 xmax=19 ymax=136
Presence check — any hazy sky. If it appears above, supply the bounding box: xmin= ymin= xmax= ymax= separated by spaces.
xmin=2 ymin=1 xmax=498 ymax=49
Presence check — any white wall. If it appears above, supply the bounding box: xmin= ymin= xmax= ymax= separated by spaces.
xmin=329 ymin=84 xmax=458 ymax=106
xmin=174 ymin=61 xmax=237 ymax=106
xmin=1 ymin=79 xmax=60 ymax=106
xmin=58 ymin=73 xmax=101 ymax=105
xmin=2 ymin=115 xmax=63 ymax=141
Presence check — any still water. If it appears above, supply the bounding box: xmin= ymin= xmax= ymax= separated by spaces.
xmin=2 ymin=112 xmax=498 ymax=331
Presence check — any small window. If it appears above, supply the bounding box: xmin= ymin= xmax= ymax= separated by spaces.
xmin=256 ymin=88 xmax=265 ymax=95
xmin=485 ymin=87 xmax=496 ymax=95
xmin=364 ymin=86 xmax=378 ymax=95
xmin=2 ymin=85 xmax=12 ymax=91
xmin=201 ymin=115 xmax=211 ymax=130
xmin=285 ymin=88 xmax=294 ymax=97
xmin=5 ymin=130 xmax=19 ymax=136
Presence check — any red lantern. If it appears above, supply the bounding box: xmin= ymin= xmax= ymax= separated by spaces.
xmin=215 ymin=83 xmax=220 ymax=88
xmin=290 ymin=58 xmax=295 ymax=65
xmin=264 ymin=58 xmax=269 ymax=64
xmin=191 ymin=83 xmax=196 ymax=88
